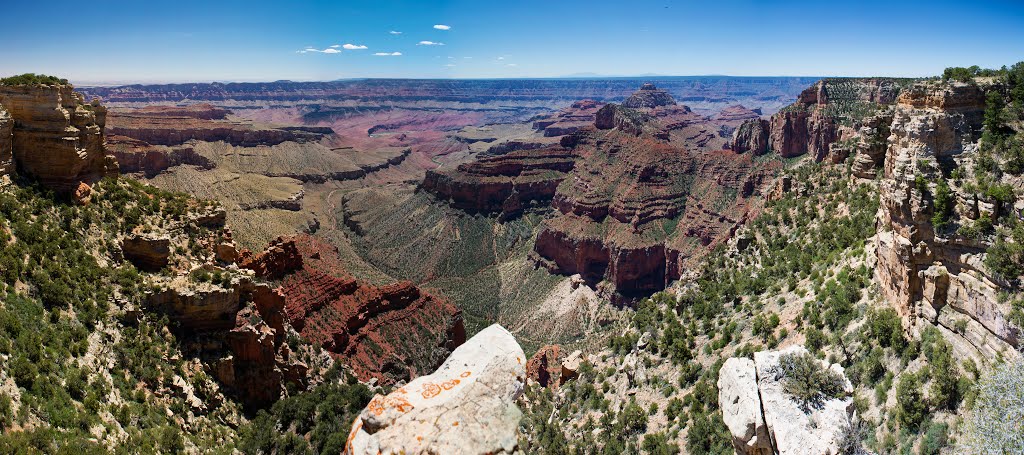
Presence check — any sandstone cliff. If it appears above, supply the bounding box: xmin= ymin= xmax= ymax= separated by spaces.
xmin=871 ymin=80 xmax=1020 ymax=362
xmin=0 ymin=104 xmax=12 ymax=175
xmin=0 ymin=83 xmax=118 ymax=192
xmin=735 ymin=78 xmax=911 ymax=162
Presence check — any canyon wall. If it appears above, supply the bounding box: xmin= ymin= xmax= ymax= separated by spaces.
xmin=871 ymin=80 xmax=1020 ymax=362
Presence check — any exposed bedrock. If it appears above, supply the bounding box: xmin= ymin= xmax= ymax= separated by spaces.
xmin=344 ymin=324 xmax=526 ymax=455
xmin=242 ymin=234 xmax=466 ymax=384
xmin=0 ymin=84 xmax=118 ymax=192
xmin=718 ymin=346 xmax=854 ymax=455
xmin=420 ymin=147 xmax=576 ymax=218
xmin=874 ymin=80 xmax=1019 ymax=362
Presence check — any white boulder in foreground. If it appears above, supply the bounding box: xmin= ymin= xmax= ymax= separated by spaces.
xmin=719 ymin=345 xmax=854 ymax=455
xmin=344 ymin=324 xmax=527 ymax=455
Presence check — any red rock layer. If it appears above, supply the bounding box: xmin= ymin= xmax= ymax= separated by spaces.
xmin=420 ymin=146 xmax=577 ymax=218
xmin=243 ymin=234 xmax=466 ymax=384
xmin=526 ymin=345 xmax=562 ymax=388
xmin=532 ymin=125 xmax=779 ymax=301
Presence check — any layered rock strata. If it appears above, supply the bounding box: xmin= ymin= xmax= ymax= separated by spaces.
xmin=345 ymin=324 xmax=526 ymax=455
xmin=0 ymin=83 xmax=117 ymax=192
xmin=421 ymin=146 xmax=577 ymax=218
xmin=242 ymin=234 xmax=466 ymax=384
xmin=874 ymin=80 xmax=1020 ymax=361
xmin=0 ymin=105 xmax=12 ymax=174
xmin=622 ymin=83 xmax=677 ymax=109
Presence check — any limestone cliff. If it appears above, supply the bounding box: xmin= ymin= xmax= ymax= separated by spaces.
xmin=871 ymin=80 xmax=1020 ymax=362
xmin=0 ymin=104 xmax=12 ymax=175
xmin=0 ymin=83 xmax=117 ymax=192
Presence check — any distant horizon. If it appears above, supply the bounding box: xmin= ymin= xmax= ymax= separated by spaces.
xmin=2 ymin=0 xmax=1022 ymax=82
xmin=70 ymin=73 xmax=909 ymax=87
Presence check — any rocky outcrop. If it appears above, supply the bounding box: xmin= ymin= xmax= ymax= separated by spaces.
xmin=345 ymin=324 xmax=526 ymax=455
xmin=421 ymin=147 xmax=576 ymax=219
xmin=122 ymin=231 xmax=171 ymax=272
xmin=0 ymin=105 xmax=12 ymax=175
xmin=0 ymin=83 xmax=117 ymax=192
xmin=526 ymin=345 xmax=582 ymax=388
xmin=245 ymin=235 xmax=466 ymax=384
xmin=718 ymin=346 xmax=854 ymax=455
xmin=106 ymin=135 xmax=214 ymax=177
xmin=874 ymin=80 xmax=1020 ymax=362
xmin=533 ymin=100 xmax=605 ymax=137
xmin=732 ymin=119 xmax=770 ymax=155
xmin=767 ymin=78 xmax=907 ymax=162
xmin=533 ymin=125 xmax=778 ymax=301
xmin=147 ymin=269 xmax=256 ymax=332
xmin=622 ymin=83 xmax=677 ymax=109
xmin=850 ymin=110 xmax=894 ymax=178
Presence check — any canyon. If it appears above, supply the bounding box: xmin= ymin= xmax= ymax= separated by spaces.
xmin=3 ymin=64 xmax=1024 ymax=454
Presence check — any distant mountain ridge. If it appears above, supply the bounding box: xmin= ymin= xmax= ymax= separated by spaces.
xmin=78 ymin=77 xmax=820 ymax=114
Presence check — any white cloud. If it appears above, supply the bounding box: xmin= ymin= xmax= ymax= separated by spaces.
xmin=418 ymin=41 xmax=444 ymax=46
xmin=506 ymin=63 xmax=518 ymax=67
xmin=342 ymin=44 xmax=368 ymax=50
xmin=433 ymin=24 xmax=451 ymax=30
xmin=298 ymin=48 xmax=342 ymax=54
xmin=497 ymin=56 xmax=505 ymax=60
xmin=374 ymin=52 xmax=402 ymax=56
xmin=389 ymin=30 xmax=402 ymax=35
xmin=445 ymin=63 xmax=456 ymax=67
xmin=329 ymin=44 xmax=340 ymax=48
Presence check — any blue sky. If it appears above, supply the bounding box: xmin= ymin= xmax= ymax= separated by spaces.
xmin=1 ymin=0 xmax=1022 ymax=83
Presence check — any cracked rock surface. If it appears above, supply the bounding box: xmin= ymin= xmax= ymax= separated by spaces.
xmin=345 ymin=324 xmax=526 ymax=455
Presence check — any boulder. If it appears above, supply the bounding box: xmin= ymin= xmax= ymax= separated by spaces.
xmin=345 ymin=324 xmax=526 ymax=455
xmin=526 ymin=345 xmax=562 ymax=388
xmin=719 ymin=346 xmax=854 ymax=455
xmin=718 ymin=357 xmax=772 ymax=455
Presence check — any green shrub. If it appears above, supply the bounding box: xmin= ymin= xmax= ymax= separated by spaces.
xmin=775 ymin=351 xmax=846 ymax=411
xmin=0 ymin=73 xmax=69 ymax=86
xmin=896 ymin=373 xmax=928 ymax=430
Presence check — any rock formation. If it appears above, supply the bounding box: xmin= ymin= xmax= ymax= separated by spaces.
xmin=122 ymin=231 xmax=171 ymax=272
xmin=0 ymin=105 xmax=12 ymax=175
xmin=532 ymin=100 xmax=605 ymax=137
xmin=526 ymin=345 xmax=583 ymax=388
xmin=243 ymin=234 xmax=466 ymax=384
xmin=107 ymin=104 xmax=331 ymax=147
xmin=344 ymin=324 xmax=526 ymax=455
xmin=732 ymin=119 xmax=770 ymax=155
xmin=421 ymin=147 xmax=577 ymax=219
xmin=0 ymin=83 xmax=118 ymax=193
xmin=873 ymin=80 xmax=1020 ymax=362
xmin=719 ymin=346 xmax=854 ymax=455
xmin=533 ymin=120 xmax=778 ymax=301
xmin=766 ymin=78 xmax=907 ymax=162
xmin=622 ymin=83 xmax=677 ymax=109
